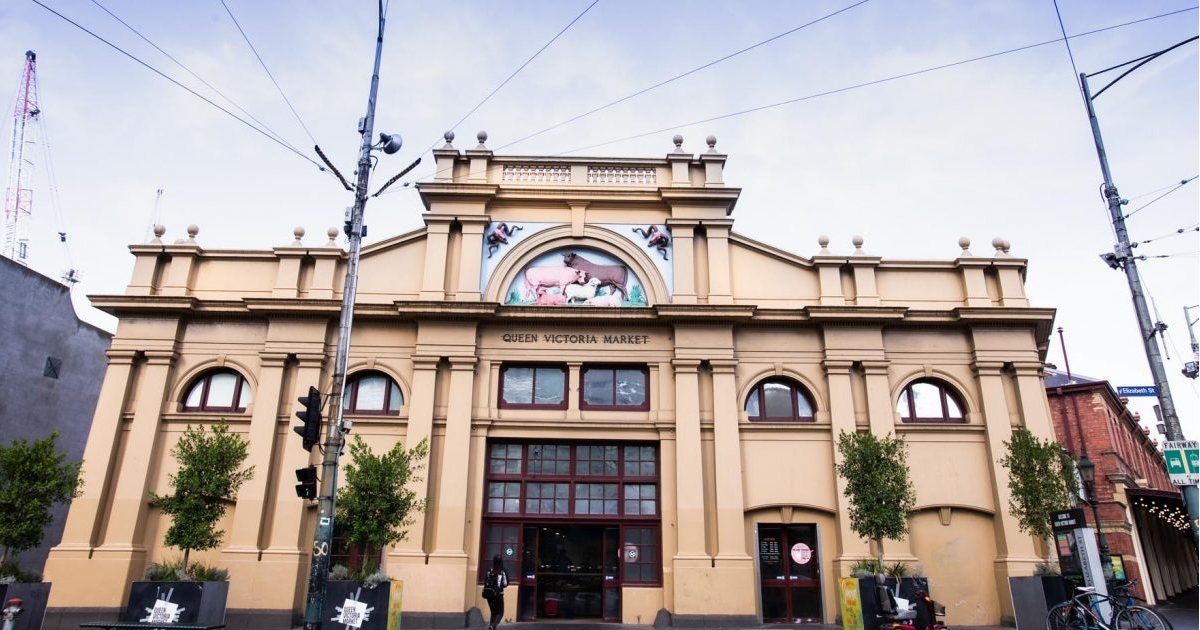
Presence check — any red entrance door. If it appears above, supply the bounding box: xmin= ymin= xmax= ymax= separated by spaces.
xmin=758 ymin=524 xmax=822 ymax=622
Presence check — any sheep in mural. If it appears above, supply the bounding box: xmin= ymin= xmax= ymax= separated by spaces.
xmin=523 ymin=266 xmax=586 ymax=300
xmin=561 ymin=252 xmax=628 ymax=299
xmin=564 ymin=277 xmax=602 ymax=303
xmin=534 ymin=288 xmax=567 ymax=306
xmin=584 ymin=293 xmax=623 ymax=307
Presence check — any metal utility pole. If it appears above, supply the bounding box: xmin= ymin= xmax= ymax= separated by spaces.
xmin=301 ymin=2 xmax=403 ymax=626
xmin=1076 ymin=35 xmax=1199 ymax=543
xmin=1184 ymin=305 xmax=1198 ymax=380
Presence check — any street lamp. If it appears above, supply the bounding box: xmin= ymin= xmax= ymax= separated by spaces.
xmin=1077 ymin=452 xmax=1113 ymax=581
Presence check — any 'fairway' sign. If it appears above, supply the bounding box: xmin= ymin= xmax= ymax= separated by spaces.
xmin=1163 ymin=440 xmax=1200 ymax=486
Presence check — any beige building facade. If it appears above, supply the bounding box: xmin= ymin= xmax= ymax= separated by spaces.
xmin=45 ymin=135 xmax=1058 ymax=626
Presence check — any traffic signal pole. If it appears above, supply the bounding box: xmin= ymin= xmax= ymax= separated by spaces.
xmin=301 ymin=4 xmax=389 ymax=627
xmin=1079 ymin=65 xmax=1198 ymax=543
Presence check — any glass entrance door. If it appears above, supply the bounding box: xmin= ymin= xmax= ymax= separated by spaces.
xmin=758 ymin=524 xmax=822 ymax=622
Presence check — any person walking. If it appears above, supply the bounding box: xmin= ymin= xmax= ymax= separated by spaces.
xmin=484 ymin=554 xmax=509 ymax=630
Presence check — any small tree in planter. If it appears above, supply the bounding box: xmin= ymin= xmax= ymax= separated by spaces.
xmin=998 ymin=428 xmax=1079 ymax=541
xmin=835 ymin=431 xmax=916 ymax=568
xmin=336 ymin=435 xmax=429 ymax=576
xmin=0 ymin=431 xmax=83 ymax=573
xmin=149 ymin=422 xmax=253 ymax=577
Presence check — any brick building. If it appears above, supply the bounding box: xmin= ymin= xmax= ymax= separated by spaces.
xmin=1045 ymin=369 xmax=1197 ymax=602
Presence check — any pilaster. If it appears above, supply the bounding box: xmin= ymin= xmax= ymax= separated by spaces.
xmin=824 ymin=360 xmax=871 ymax=573
xmin=705 ymin=223 xmax=733 ymax=304
xmin=421 ymin=220 xmax=451 ymax=300
xmin=454 ymin=218 xmax=488 ymax=301
xmin=708 ymin=359 xmax=755 ymax=613
xmin=666 ymin=221 xmax=696 ymax=304
xmin=814 ymin=256 xmax=846 ymax=306
xmin=428 ymin=357 xmax=478 ymax=611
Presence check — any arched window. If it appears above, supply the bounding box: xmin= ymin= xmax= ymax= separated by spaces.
xmin=896 ymin=379 xmax=966 ymax=423
xmin=745 ymin=378 xmax=816 ymax=422
xmin=344 ymin=371 xmax=403 ymax=415
xmin=182 ymin=369 xmax=252 ymax=412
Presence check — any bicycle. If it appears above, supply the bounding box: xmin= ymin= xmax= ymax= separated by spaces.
xmin=1045 ymin=583 xmax=1169 ymax=630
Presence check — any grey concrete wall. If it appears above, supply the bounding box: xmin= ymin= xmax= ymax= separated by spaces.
xmin=0 ymin=256 xmax=111 ymax=573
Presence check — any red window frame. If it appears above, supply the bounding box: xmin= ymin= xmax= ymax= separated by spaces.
xmin=897 ymin=379 xmax=967 ymax=424
xmin=343 ymin=370 xmax=404 ymax=415
xmin=182 ymin=369 xmax=250 ymax=413
xmin=580 ymin=365 xmax=650 ymax=411
xmin=498 ymin=364 xmax=568 ymax=410
xmin=745 ymin=378 xmax=816 ymax=422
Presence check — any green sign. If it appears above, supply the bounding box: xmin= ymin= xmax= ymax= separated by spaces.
xmin=1163 ymin=440 xmax=1200 ymax=486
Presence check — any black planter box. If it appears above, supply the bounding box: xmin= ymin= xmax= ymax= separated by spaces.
xmin=321 ymin=580 xmax=401 ymax=630
xmin=856 ymin=576 xmax=931 ymax=629
xmin=121 ymin=581 xmax=229 ymax=626
xmin=0 ymin=582 xmax=51 ymax=630
xmin=1010 ymin=575 xmax=1070 ymax=630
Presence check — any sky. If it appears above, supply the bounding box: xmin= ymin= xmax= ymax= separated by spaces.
xmin=1 ymin=0 xmax=1197 ymax=440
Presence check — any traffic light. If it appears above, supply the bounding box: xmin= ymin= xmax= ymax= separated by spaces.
xmin=294 ymin=386 xmax=322 ymax=451
xmin=295 ymin=465 xmax=317 ymax=499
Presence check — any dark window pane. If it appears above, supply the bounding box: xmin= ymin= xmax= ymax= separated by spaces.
xmin=763 ymin=382 xmax=793 ymax=418
xmin=615 ymin=369 xmax=646 ymax=406
xmin=584 ymin=369 xmax=614 ymax=406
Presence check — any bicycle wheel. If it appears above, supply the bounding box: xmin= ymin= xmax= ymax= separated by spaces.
xmin=1114 ymin=605 xmax=1169 ymax=630
xmin=1047 ymin=602 xmax=1085 ymax=630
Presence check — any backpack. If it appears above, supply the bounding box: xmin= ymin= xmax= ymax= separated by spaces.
xmin=482 ymin=570 xmax=503 ymax=599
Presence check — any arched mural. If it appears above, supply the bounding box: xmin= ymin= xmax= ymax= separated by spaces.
xmin=505 ymin=247 xmax=649 ymax=307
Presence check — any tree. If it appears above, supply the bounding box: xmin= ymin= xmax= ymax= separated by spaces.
xmin=998 ymin=427 xmax=1079 ymax=540
xmin=0 ymin=431 xmax=83 ymax=565
xmin=835 ymin=431 xmax=916 ymax=568
xmin=149 ymin=423 xmax=253 ymax=572
xmin=337 ymin=435 xmax=429 ymax=574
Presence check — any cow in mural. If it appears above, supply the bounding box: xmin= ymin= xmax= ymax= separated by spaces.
xmin=561 ymin=252 xmax=628 ymax=299
xmin=523 ymin=266 xmax=586 ymax=300
xmin=486 ymin=222 xmax=523 ymax=258
xmin=632 ymin=225 xmax=670 ymax=261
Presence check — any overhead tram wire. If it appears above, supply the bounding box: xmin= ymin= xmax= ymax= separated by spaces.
xmin=1052 ymin=0 xmax=1085 ymax=97
xmin=28 ymin=0 xmax=327 ymax=173
xmin=1087 ymin=35 xmax=1199 ymax=100
xmin=494 ymin=0 xmax=873 ymax=153
xmin=551 ymin=6 xmax=1200 ymax=156
xmin=219 ymin=0 xmax=320 ymax=147
xmin=1136 ymin=225 xmax=1200 ymax=247
xmin=88 ymin=0 xmax=296 ymax=153
xmin=383 ymin=4 xmax=1198 ymax=191
xmin=1128 ymin=176 xmax=1198 ymax=200
xmin=419 ymin=0 xmax=601 ymax=157
xmin=1126 ymin=175 xmax=1198 ymax=219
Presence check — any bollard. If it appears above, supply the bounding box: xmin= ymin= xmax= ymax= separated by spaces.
xmin=1 ymin=597 xmax=23 ymax=630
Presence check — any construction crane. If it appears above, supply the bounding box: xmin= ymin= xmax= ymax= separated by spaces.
xmin=3 ymin=50 xmax=39 ymax=265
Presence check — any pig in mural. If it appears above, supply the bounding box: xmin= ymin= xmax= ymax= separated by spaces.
xmin=505 ymin=247 xmax=648 ymax=307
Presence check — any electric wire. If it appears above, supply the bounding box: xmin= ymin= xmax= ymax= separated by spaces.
xmin=494 ymin=0 xmax=873 ymax=153
xmin=1135 ymin=225 xmax=1199 ymax=246
xmin=28 ymin=0 xmax=328 ymax=172
xmin=88 ymin=0 xmax=297 ymax=154
xmin=33 ymin=92 xmax=76 ymax=275
xmin=1125 ymin=175 xmax=1197 ymax=219
xmin=1128 ymin=176 xmax=1196 ymax=200
xmin=1051 ymin=0 xmax=1085 ymax=99
xmin=382 ymin=5 xmax=1198 ymax=190
xmin=552 ymin=6 xmax=1200 ymax=157
xmin=422 ymin=0 xmax=601 ymax=156
xmin=1088 ymin=36 xmax=1199 ymax=99
xmin=219 ymin=0 xmax=320 ymax=147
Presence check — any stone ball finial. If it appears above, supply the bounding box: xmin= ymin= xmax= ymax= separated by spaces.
xmin=185 ymin=224 xmax=199 ymax=244
xmin=991 ymin=237 xmax=1004 ymax=251
xmin=706 ymin=135 xmax=717 ymax=150
xmin=852 ymin=235 xmax=864 ymax=254
xmin=293 ymin=226 xmax=305 ymax=245
xmin=476 ymin=130 xmax=488 ymax=148
xmin=151 ymin=224 xmax=166 ymax=243
xmin=673 ymin=134 xmax=683 ymax=148
xmin=817 ymin=235 xmax=831 ymax=255
xmin=958 ymin=236 xmax=971 ymax=255
xmin=444 ymin=130 xmax=455 ymax=143
xmin=327 ymin=227 xmax=339 ymax=245
xmin=1001 ymin=239 xmax=1011 ymax=253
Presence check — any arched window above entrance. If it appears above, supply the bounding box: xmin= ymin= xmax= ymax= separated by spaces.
xmin=344 ymin=371 xmax=404 ymax=415
xmin=896 ymin=379 xmax=966 ymax=423
xmin=182 ymin=369 xmax=251 ymax=413
xmin=745 ymin=378 xmax=816 ymax=422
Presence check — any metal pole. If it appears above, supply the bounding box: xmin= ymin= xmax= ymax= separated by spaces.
xmin=1078 ymin=72 xmax=1198 ymax=543
xmin=302 ymin=4 xmax=387 ymax=628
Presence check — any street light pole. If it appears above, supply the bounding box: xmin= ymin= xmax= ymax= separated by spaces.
xmin=1076 ymin=452 xmax=1112 ymax=581
xmin=1076 ymin=38 xmax=1200 ymax=543
xmin=301 ymin=3 xmax=394 ymax=627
